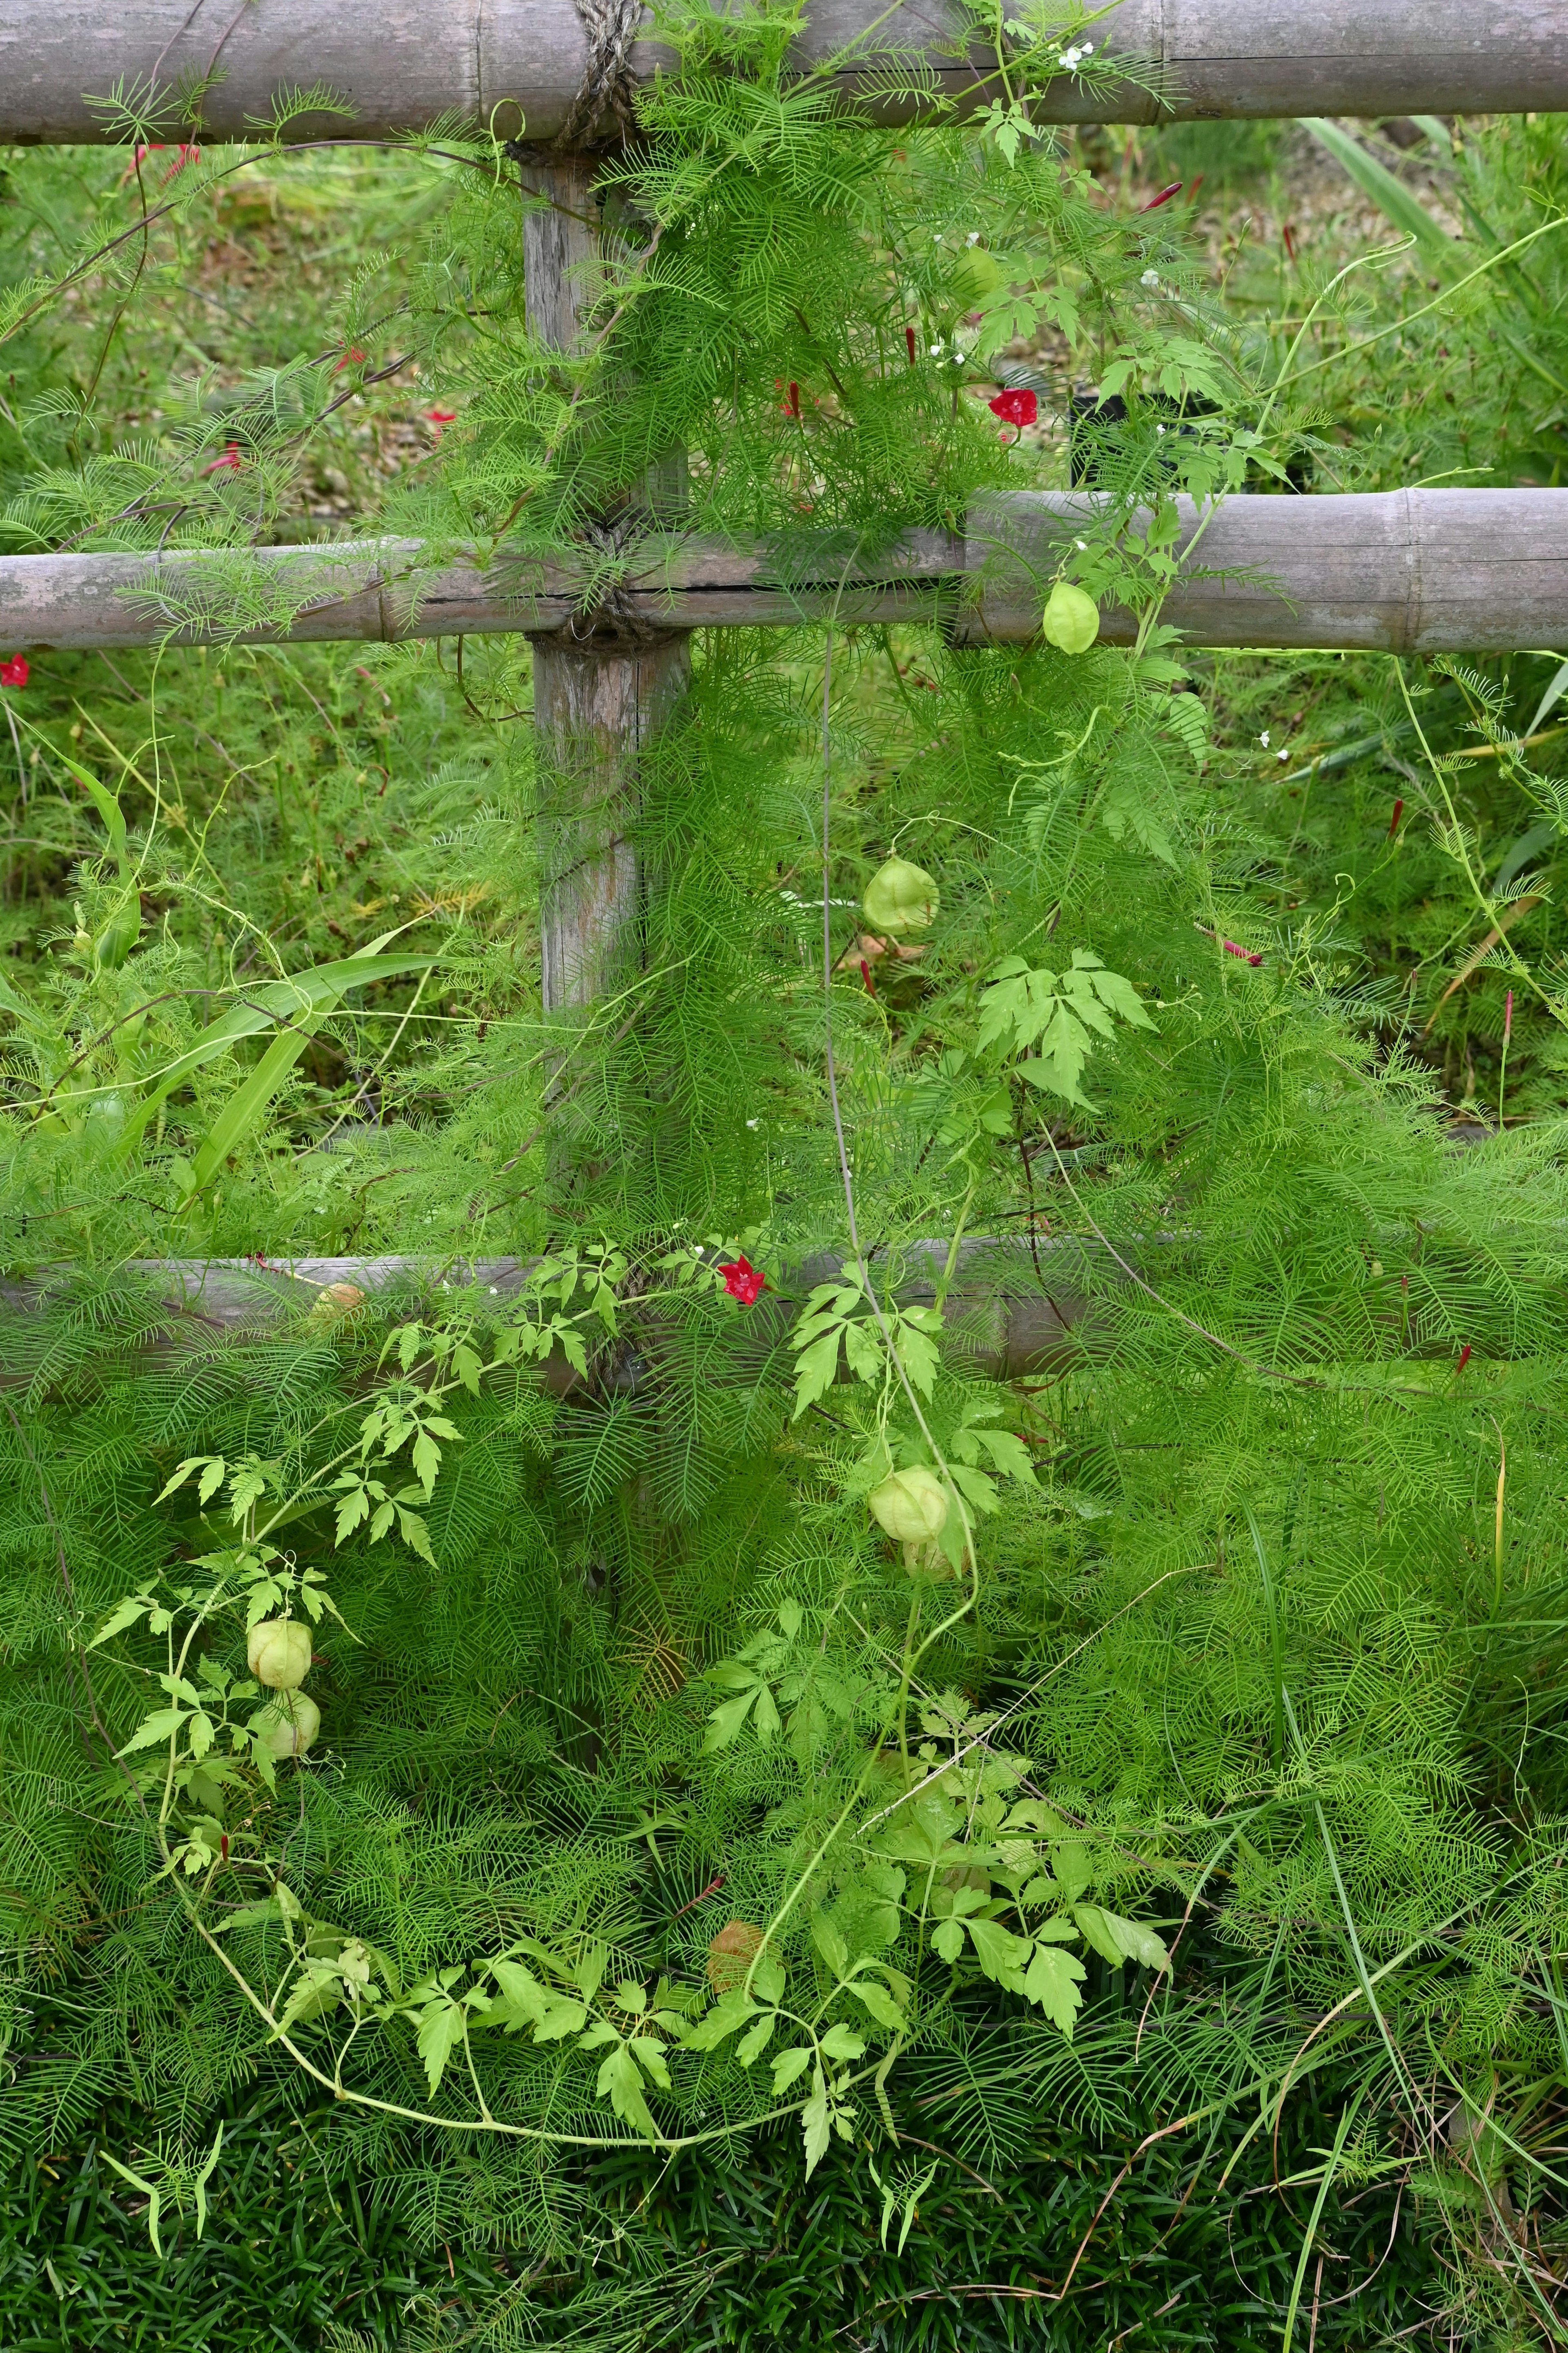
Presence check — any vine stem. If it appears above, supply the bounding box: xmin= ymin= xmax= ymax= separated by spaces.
xmin=741 ymin=598 xmax=990 ymax=2002
xmin=1393 ymin=662 xmax=1566 ymax=1034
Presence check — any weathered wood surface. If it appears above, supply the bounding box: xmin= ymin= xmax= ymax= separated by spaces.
xmin=960 ymin=490 xmax=1568 ymax=655
xmin=7 ymin=491 xmax=1568 ymax=656
xmin=521 ymin=151 xmax=693 ymax=1015
xmin=1 ymin=0 xmax=1563 ymax=141
xmin=0 ymin=1248 xmax=1087 ymax=1383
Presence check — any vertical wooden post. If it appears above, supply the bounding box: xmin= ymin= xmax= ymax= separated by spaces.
xmin=521 ymin=154 xmax=692 ymax=1015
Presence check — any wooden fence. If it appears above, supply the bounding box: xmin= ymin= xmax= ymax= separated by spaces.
xmin=1 ymin=3 xmax=1558 ymax=1334
xmin=5 ymin=491 xmax=1568 ymax=659
xmin=2 ymin=0 xmax=1565 ymax=139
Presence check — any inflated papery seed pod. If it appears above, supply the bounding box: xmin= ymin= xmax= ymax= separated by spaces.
xmin=706 ymin=1919 xmax=763 ymax=1993
xmin=253 ymin=1692 xmax=321 ymax=1760
xmin=308 ymin=1280 xmax=366 ymax=1325
xmin=1042 ymin=580 xmax=1100 ymax=655
xmin=246 ymin=1617 xmax=313 ymax=1691
xmin=867 ymin=1466 xmax=949 ymax=1546
xmin=863 ymin=857 xmax=939 ymax=936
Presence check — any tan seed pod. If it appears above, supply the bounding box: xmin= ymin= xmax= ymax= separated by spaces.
xmin=310 ymin=1280 xmax=367 ymax=1323
xmin=706 ymin=1918 xmax=763 ymax=1993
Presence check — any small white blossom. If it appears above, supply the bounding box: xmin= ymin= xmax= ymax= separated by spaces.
xmin=1081 ymin=39 xmax=1093 ymax=53
xmin=966 ymin=230 xmax=981 ymax=246
xmin=1259 ymin=730 xmax=1270 ymax=746
xmin=1076 ymin=538 xmax=1087 ymax=549
xmin=1276 ymin=748 xmax=1290 ymax=762
xmin=1155 ymin=423 xmax=1165 ymax=434
xmin=746 ymin=1118 xmax=760 ymax=1129
xmin=1140 ymin=268 xmax=1160 ymax=288
xmin=929 ymin=343 xmax=943 ymax=357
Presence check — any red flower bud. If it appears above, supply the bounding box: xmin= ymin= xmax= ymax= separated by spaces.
xmin=906 ymin=325 xmax=917 ymax=366
xmin=1222 ymin=938 xmax=1264 ymax=967
xmin=0 ymin=657 xmax=28 ymax=689
xmin=1455 ymin=1343 xmax=1472 ymax=1374
xmin=1388 ymin=798 xmax=1404 ymax=837
xmin=1139 ymin=181 xmax=1184 ymax=213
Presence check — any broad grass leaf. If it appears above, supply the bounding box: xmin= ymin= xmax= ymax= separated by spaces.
xmin=116 ymin=949 xmax=434 ymax=1169
xmin=1303 ymin=119 xmax=1456 ymax=265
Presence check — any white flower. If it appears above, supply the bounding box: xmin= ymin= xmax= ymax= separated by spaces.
xmin=966 ymin=231 xmax=981 ymax=246
xmin=1276 ymin=748 xmax=1290 ymax=762
xmin=1140 ymin=268 xmax=1160 ymax=288
xmin=1155 ymin=422 xmax=1165 ymax=434
xmin=1060 ymin=46 xmax=1082 ymax=66
xmin=1259 ymin=730 xmax=1270 ymax=746
xmin=929 ymin=343 xmax=943 ymax=357
xmin=746 ymin=1118 xmax=760 ymax=1129
xmin=1081 ymin=39 xmax=1094 ymax=53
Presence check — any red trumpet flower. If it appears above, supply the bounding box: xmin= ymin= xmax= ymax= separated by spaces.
xmin=717 ymin=1255 xmax=767 ymax=1306
xmin=988 ymin=387 xmax=1038 ymax=431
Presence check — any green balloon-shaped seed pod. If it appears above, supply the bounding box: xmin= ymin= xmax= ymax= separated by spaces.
xmin=254 ymin=1691 xmax=321 ymax=1759
xmin=246 ymin=1616 xmax=313 ymax=1691
xmin=864 ymin=856 xmax=940 ymax=935
xmin=1042 ymin=580 xmax=1100 ymax=656
xmin=867 ymin=1465 xmax=949 ymax=1545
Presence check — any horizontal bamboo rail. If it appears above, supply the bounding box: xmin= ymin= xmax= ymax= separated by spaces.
xmin=0 ymin=1249 xmax=1088 ymax=1383
xmin=3 ymin=491 xmax=1567 ymax=655
xmin=1 ymin=0 xmax=1562 ymax=140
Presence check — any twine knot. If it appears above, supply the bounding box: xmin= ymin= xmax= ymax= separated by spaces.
xmin=557 ymin=0 xmax=643 ymax=148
